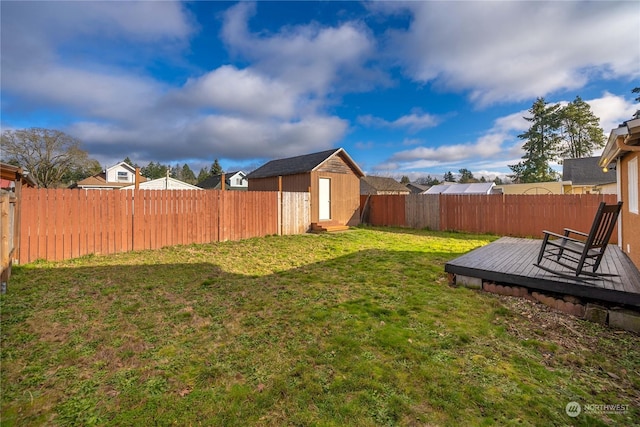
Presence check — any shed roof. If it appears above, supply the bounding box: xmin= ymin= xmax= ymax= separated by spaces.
xmin=562 ymin=157 xmax=616 ymax=185
xmin=361 ymin=176 xmax=410 ymax=193
xmin=247 ymin=148 xmax=364 ymax=179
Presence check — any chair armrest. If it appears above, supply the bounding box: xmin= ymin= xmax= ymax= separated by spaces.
xmin=541 ymin=230 xmax=586 ymax=245
xmin=564 ymin=228 xmax=589 ymax=238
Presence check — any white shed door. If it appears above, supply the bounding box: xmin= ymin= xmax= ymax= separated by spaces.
xmin=319 ymin=178 xmax=331 ymax=220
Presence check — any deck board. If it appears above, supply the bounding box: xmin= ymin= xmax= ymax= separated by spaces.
xmin=445 ymin=237 xmax=640 ymax=308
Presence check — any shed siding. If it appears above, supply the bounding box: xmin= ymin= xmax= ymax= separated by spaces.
xmin=316 ymin=156 xmax=357 ymax=175
xmin=620 ymin=152 xmax=640 ymax=269
xmin=248 ymin=177 xmax=279 ymax=192
xmin=310 ymin=171 xmax=360 ymax=226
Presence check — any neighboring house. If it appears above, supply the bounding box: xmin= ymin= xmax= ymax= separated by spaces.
xmin=562 ymin=156 xmax=617 ymax=194
xmin=494 ymin=181 xmax=567 ymax=195
xmin=424 ymin=182 xmax=495 ymax=195
xmin=71 ymin=162 xmax=147 ymax=190
xmin=406 ymin=182 xmax=430 ymax=194
xmin=599 ymin=115 xmax=640 ymax=269
xmin=120 ymin=176 xmax=202 ymax=190
xmin=197 ymin=171 xmax=248 ymax=191
xmin=360 ymin=176 xmax=411 ymax=195
xmin=247 ymin=148 xmax=364 ymax=231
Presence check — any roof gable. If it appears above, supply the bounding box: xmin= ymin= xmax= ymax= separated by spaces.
xmin=247 ymin=148 xmax=364 ymax=179
xmin=107 ymin=162 xmax=136 ymax=174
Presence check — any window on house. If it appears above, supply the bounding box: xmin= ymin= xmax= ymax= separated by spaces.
xmin=629 ymin=157 xmax=638 ymax=214
xmin=117 ymin=171 xmax=128 ymax=181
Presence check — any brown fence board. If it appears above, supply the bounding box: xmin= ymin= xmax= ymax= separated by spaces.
xmin=362 ymin=193 xmax=618 ymax=242
xmin=17 ymin=188 xmax=305 ymax=263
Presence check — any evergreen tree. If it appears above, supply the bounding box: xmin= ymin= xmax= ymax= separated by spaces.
xmin=210 ymin=159 xmax=223 ymax=176
xmin=508 ymin=97 xmax=561 ymax=183
xmin=123 ymin=156 xmax=138 ymax=168
xmin=633 ymin=87 xmax=640 ymax=103
xmin=558 ymin=96 xmax=605 ymax=159
xmin=400 ymin=175 xmax=410 ymax=185
xmin=417 ymin=175 xmax=441 ymax=186
xmin=171 ymin=163 xmax=182 ymax=180
xmin=458 ymin=168 xmax=478 ymax=183
xmin=197 ymin=167 xmax=210 ymax=184
xmin=181 ymin=163 xmax=197 ymax=184
xmin=479 ymin=176 xmax=487 ymax=183
xmin=141 ymin=161 xmax=169 ymax=179
xmin=443 ymin=171 xmax=455 ymax=182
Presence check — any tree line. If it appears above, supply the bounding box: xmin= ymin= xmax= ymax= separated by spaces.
xmin=2 ymin=88 xmax=637 ymax=188
xmin=0 ymin=127 xmax=226 ymax=188
xmin=121 ymin=157 xmax=224 ymax=185
xmin=508 ymin=95 xmax=606 ymax=183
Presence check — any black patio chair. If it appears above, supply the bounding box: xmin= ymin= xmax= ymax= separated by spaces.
xmin=534 ymin=201 xmax=623 ymax=278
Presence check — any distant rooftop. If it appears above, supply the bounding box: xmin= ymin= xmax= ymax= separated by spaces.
xmin=562 ymin=157 xmax=616 ymax=185
xmin=424 ymin=182 xmax=495 ymax=195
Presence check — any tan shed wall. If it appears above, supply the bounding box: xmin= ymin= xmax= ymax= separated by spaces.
xmin=248 ymin=177 xmax=280 ymax=192
xmin=310 ymin=171 xmax=360 ymax=226
xmin=620 ymin=152 xmax=640 ymax=269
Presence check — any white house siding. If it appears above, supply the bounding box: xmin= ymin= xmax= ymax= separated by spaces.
xmin=105 ymin=163 xmax=136 ymax=184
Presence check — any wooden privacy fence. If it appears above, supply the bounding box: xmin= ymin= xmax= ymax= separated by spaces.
xmin=1 ymin=191 xmax=17 ymax=288
xmin=19 ymin=189 xmax=310 ymax=264
xmin=361 ymin=193 xmax=618 ymax=241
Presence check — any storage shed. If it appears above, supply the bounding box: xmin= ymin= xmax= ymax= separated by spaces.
xmin=247 ymin=148 xmax=364 ymax=231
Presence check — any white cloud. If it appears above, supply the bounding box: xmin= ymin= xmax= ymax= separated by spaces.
xmin=378 ymin=2 xmax=640 ymax=106
xmin=358 ymin=110 xmax=440 ymax=132
xmin=174 ymin=66 xmax=298 ymax=119
xmin=70 ymin=114 xmax=348 ymax=163
xmin=587 ymin=92 xmax=638 ymax=135
xmin=377 ymin=109 xmax=529 ymax=171
xmin=2 ymin=1 xmax=352 ymax=167
xmin=221 ymin=2 xmax=381 ymax=97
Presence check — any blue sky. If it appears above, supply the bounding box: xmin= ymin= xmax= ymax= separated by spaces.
xmin=2 ymin=1 xmax=639 ymax=181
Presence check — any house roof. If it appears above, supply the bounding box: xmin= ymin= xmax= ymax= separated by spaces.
xmin=406 ymin=182 xmax=429 ymax=193
xmin=246 ymin=148 xmax=364 ymax=179
xmin=361 ymin=176 xmax=410 ymax=193
xmin=120 ymin=176 xmax=201 ymax=190
xmin=197 ymin=171 xmax=245 ymax=189
xmin=424 ymin=183 xmax=495 ymax=195
xmin=599 ymin=116 xmax=640 ymax=168
xmin=72 ymin=172 xmax=147 ymax=188
xmin=109 ymin=161 xmax=136 ymax=173
xmin=562 ymin=157 xmax=616 ymax=185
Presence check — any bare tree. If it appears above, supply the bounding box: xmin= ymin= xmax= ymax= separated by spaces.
xmin=1 ymin=128 xmax=94 ymax=188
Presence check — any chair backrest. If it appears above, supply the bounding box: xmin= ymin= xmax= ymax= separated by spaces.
xmin=584 ymin=201 xmax=623 ymax=250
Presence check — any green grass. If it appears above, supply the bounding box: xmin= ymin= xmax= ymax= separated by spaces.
xmin=1 ymin=227 xmax=638 ymax=426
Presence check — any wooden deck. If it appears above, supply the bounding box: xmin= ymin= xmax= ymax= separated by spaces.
xmin=445 ymin=237 xmax=640 ymax=308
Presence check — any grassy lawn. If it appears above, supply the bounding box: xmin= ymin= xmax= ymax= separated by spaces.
xmin=1 ymin=227 xmax=638 ymax=426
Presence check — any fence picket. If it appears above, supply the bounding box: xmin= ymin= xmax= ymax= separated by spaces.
xmin=363 ymin=193 xmax=617 ymax=240
xmin=18 ymin=188 xmax=303 ymax=263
